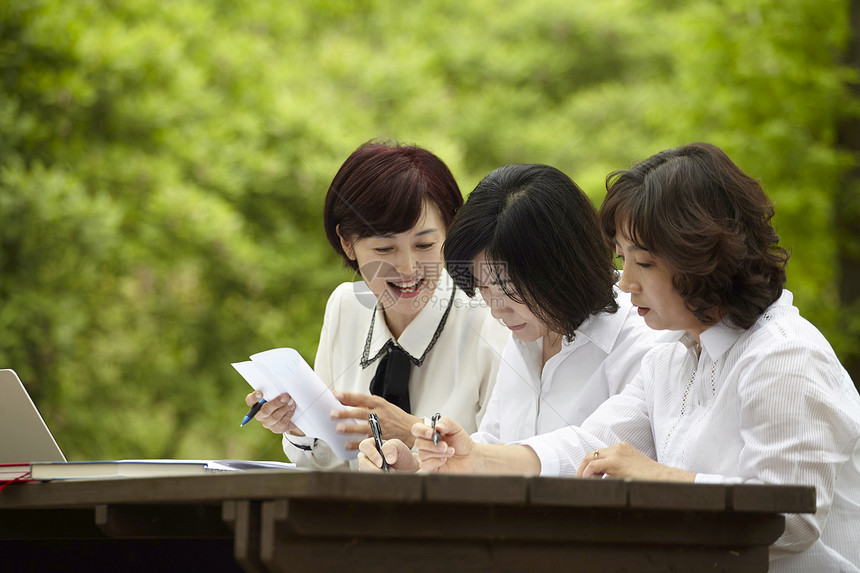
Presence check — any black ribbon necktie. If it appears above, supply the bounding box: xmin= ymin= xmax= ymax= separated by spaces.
xmin=369 ymin=344 xmax=413 ymax=414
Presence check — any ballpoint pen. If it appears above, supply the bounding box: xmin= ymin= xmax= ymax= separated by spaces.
xmin=368 ymin=413 xmax=390 ymax=473
xmin=431 ymin=412 xmax=441 ymax=444
xmin=240 ymin=399 xmax=267 ymax=427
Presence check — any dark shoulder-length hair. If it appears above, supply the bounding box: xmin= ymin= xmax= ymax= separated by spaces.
xmin=323 ymin=140 xmax=464 ymax=271
xmin=444 ymin=163 xmax=619 ymax=339
xmin=600 ymin=142 xmax=790 ymax=329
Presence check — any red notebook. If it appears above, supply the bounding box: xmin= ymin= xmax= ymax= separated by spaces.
xmin=0 ymin=462 xmax=32 ymax=491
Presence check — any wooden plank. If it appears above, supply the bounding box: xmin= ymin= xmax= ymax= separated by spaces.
xmin=0 ymin=472 xmax=818 ymax=517
xmin=492 ymin=541 xmax=771 ymax=573
xmin=423 ymin=474 xmax=528 ymax=504
xmin=628 ymin=480 xmax=728 ymax=511
xmin=223 ymin=500 xmax=267 ymax=573
xmin=0 ymin=539 xmax=243 ymax=571
xmin=0 ymin=508 xmax=104 ymax=539
xmin=260 ymin=499 xmax=291 ymax=569
xmin=256 ymin=498 xmax=785 ymax=547
xmin=94 ymin=503 xmax=231 ymax=538
xmin=491 ymin=507 xmax=785 ymax=547
xmin=0 ymin=470 xmax=424 ymax=509
xmin=0 ymin=472 xmax=319 ymax=508
xmin=299 ymin=470 xmax=424 ymax=502
xmin=261 ymin=535 xmax=500 ymax=573
xmin=254 ymin=535 xmax=772 ymax=573
xmin=731 ymin=484 xmax=816 ymax=513
xmin=528 ymin=476 xmax=627 ymax=507
xmin=260 ymin=498 xmax=522 ymax=540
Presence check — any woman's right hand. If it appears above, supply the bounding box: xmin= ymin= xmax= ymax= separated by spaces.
xmin=244 ymin=391 xmax=304 ymax=436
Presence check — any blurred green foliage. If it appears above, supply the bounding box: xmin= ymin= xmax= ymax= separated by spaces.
xmin=1 ymin=0 xmax=857 ymax=461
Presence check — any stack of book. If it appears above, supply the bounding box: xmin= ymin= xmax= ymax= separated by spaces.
xmin=0 ymin=459 xmax=300 ymax=485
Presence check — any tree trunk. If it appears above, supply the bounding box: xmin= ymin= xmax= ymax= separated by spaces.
xmin=836 ymin=0 xmax=860 ymax=390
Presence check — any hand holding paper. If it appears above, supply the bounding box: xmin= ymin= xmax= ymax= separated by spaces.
xmin=232 ymin=348 xmax=357 ymax=461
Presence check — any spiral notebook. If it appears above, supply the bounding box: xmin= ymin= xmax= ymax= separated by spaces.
xmin=0 ymin=369 xmax=66 ymax=464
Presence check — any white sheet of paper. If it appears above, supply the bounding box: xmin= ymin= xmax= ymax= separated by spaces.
xmin=232 ymin=348 xmax=356 ymax=461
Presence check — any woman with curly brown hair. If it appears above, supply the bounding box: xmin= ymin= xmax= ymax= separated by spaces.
xmin=370 ymin=143 xmax=859 ymax=571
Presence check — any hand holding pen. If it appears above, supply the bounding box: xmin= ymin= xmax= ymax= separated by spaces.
xmin=357 ymin=435 xmax=418 ymax=473
xmin=368 ymin=413 xmax=390 ymax=473
xmin=241 ymin=391 xmax=299 ymax=434
xmin=411 ymin=415 xmax=480 ymax=474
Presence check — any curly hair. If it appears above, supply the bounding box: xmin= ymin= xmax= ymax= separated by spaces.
xmin=600 ymin=142 xmax=789 ymax=330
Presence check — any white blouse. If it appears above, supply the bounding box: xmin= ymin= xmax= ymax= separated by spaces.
xmin=284 ymin=270 xmax=509 ymax=470
xmin=521 ymin=291 xmax=860 ymax=572
xmin=472 ymin=290 xmax=669 ymax=444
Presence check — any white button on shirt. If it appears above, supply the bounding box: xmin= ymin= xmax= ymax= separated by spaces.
xmin=521 ymin=291 xmax=860 ymax=572
xmin=472 ymin=290 xmax=670 ymax=444
xmin=284 ymin=270 xmax=509 ymax=470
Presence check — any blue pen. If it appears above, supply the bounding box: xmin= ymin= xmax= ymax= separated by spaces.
xmin=240 ymin=399 xmax=267 ymax=427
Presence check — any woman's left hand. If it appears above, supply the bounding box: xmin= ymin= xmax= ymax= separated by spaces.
xmin=576 ymin=442 xmax=696 ymax=482
xmin=331 ymin=391 xmax=421 ymax=450
xmin=357 ymin=437 xmax=419 ymax=473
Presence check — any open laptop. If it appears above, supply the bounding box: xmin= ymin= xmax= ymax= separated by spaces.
xmin=0 ymin=369 xmax=66 ymax=463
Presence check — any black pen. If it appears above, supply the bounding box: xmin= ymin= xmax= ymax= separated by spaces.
xmin=431 ymin=412 xmax=441 ymax=444
xmin=368 ymin=413 xmax=390 ymax=473
xmin=240 ymin=399 xmax=267 ymax=427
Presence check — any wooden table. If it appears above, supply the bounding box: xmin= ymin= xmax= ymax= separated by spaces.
xmin=0 ymin=470 xmax=815 ymax=572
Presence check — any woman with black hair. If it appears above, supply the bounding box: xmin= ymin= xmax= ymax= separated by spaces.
xmin=444 ymin=164 xmax=665 ymax=444
xmin=357 ymin=163 xmax=664 ymax=460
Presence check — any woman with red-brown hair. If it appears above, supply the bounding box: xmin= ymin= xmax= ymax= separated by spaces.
xmin=246 ymin=140 xmax=508 ymax=469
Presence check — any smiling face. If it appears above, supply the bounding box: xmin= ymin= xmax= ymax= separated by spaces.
xmin=338 ymin=203 xmax=445 ymax=332
xmin=614 ymin=233 xmax=707 ymax=340
xmin=472 ymin=251 xmax=550 ymax=343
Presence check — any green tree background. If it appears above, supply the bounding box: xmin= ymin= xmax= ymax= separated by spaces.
xmin=1 ymin=0 xmax=858 ymax=461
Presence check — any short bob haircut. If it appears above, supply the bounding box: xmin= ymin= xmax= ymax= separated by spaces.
xmin=323 ymin=140 xmax=464 ymax=271
xmin=444 ymin=163 xmax=619 ymax=339
xmin=600 ymin=142 xmax=790 ymax=330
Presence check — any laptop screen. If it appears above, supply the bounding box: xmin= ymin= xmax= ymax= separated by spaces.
xmin=0 ymin=369 xmax=66 ymax=463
